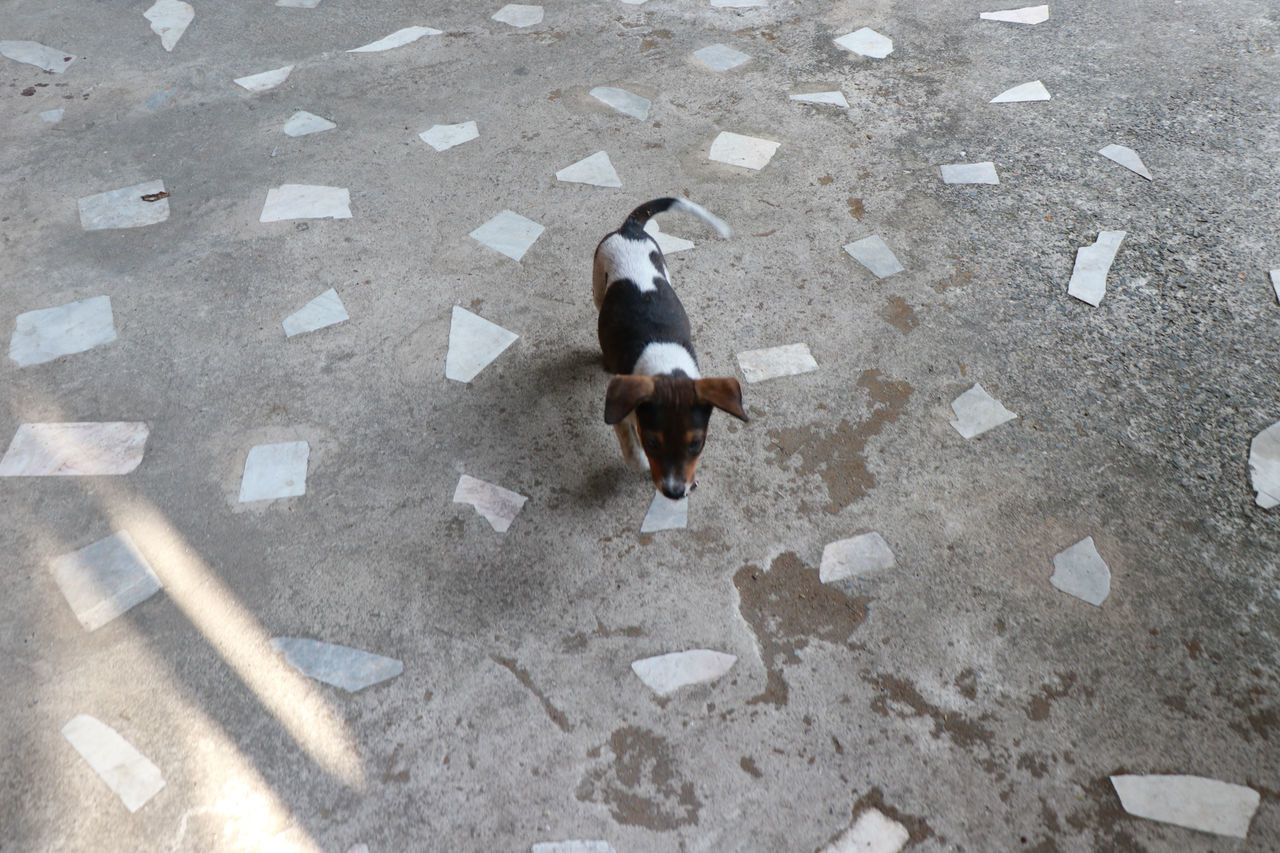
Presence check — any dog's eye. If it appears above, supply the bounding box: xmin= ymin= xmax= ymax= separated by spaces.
xmin=643 ymin=434 xmax=660 ymax=451
xmin=688 ymin=439 xmax=703 ymax=454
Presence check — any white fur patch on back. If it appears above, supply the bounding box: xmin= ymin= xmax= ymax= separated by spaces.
xmin=597 ymin=232 xmax=665 ymax=294
xmin=634 ymin=342 xmax=700 ymax=378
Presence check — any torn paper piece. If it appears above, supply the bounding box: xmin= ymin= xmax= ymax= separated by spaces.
xmin=78 ymin=180 xmax=169 ymax=230
xmin=52 ymin=531 xmax=162 ymax=631
xmin=737 ymin=343 xmax=818 ymax=383
xmin=843 ymin=235 xmax=904 ymax=278
xmin=234 ymin=65 xmax=293 ymax=92
xmin=631 ymin=650 xmax=736 ymax=696
xmin=820 ymin=808 xmax=909 ymax=853
xmin=238 ymin=441 xmax=309 ymax=502
xmin=980 ymin=5 xmax=1049 ymax=23
xmin=834 ymin=28 xmax=893 ymax=59
xmin=493 ymin=4 xmax=544 ymax=27
xmin=348 ymin=26 xmax=442 ymax=52
xmin=820 ymin=532 xmax=895 ymax=583
xmin=271 ymin=638 xmax=403 ymax=691
xmin=0 ymin=423 xmax=148 ymax=476
xmin=453 ymin=474 xmax=527 ymax=532
xmin=260 ymin=184 xmax=351 ymax=222
xmin=41 ymin=108 xmax=65 ymax=123
xmin=1050 ymin=536 xmax=1110 ymax=605
xmin=641 ymin=491 xmax=687 ymax=533
xmin=1249 ymin=420 xmax=1280 ymax=509
xmin=144 ymin=0 xmax=193 ymax=52
xmin=1068 ymin=230 xmax=1125 ymax=306
xmin=532 ymin=843 xmax=616 ymax=853
xmin=1271 ymin=270 xmax=1280 ymax=304
xmin=470 ymin=210 xmax=544 ymax=261
xmin=556 ymin=151 xmax=621 ymax=188
xmin=419 ymin=121 xmax=478 ymax=151
xmin=276 ymin=0 xmax=321 ymax=6
xmin=991 ymin=80 xmax=1050 ymax=103
xmin=62 ymin=716 xmax=164 ymax=812
xmin=0 ymin=40 xmax=76 ymax=73
xmin=941 ymin=162 xmax=999 ymax=185
xmin=1111 ymin=775 xmax=1260 ymax=838
xmin=283 ymin=111 xmax=335 ymax=137
xmin=283 ymin=288 xmax=348 ymax=337
xmin=10 ymin=295 xmax=117 ymax=367
xmin=712 ymin=0 xmax=766 ymax=6
xmin=789 ymin=91 xmax=849 ymax=108
xmin=590 ymin=86 xmax=650 ymax=120
xmin=709 ymin=132 xmax=780 ymax=171
xmin=949 ymin=383 xmax=1016 ymax=439
xmin=1098 ymin=144 xmax=1152 ymax=180
xmin=693 ymin=44 xmax=750 ymax=72
xmin=446 ymin=306 xmax=518 ymax=382
xmin=644 ymin=220 xmax=694 ymax=254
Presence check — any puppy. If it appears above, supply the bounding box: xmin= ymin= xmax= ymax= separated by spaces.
xmin=593 ymin=197 xmax=747 ymax=500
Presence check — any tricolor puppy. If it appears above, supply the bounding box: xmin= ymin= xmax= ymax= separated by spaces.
xmin=594 ymin=197 xmax=747 ymax=500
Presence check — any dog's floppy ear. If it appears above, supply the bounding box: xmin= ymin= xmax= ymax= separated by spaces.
xmin=605 ymin=375 xmax=655 ymax=424
xmin=696 ymin=377 xmax=748 ymax=422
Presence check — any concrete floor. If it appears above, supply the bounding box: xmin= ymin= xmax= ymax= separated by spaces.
xmin=2 ymin=0 xmax=1279 ymax=850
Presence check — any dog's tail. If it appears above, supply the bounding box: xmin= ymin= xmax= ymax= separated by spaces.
xmin=621 ymin=197 xmax=732 ymax=240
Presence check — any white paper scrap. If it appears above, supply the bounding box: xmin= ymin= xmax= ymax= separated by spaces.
xmin=644 ymin=221 xmax=694 ymax=254
xmin=737 ymin=343 xmax=818 ymax=383
xmin=276 ymin=0 xmax=321 ymax=7
xmin=469 ymin=210 xmax=544 ymax=261
xmin=789 ymin=91 xmax=849 ymax=108
xmin=693 ymin=44 xmax=750 ymax=72
xmin=271 ymin=638 xmax=403 ymax=691
xmin=52 ymin=531 xmax=163 ymax=631
xmin=10 ymin=295 xmax=117 ymax=367
xmin=144 ymin=0 xmax=193 ymax=52
xmin=234 ymin=65 xmax=293 ymax=93
xmin=532 ymin=843 xmax=616 ymax=853
xmin=631 ymin=650 xmax=736 ymax=696
xmin=1249 ymin=420 xmax=1280 ymax=509
xmin=348 ymin=26 xmax=442 ymax=52
xmin=0 ymin=423 xmax=148 ymax=476
xmin=0 ymin=40 xmax=76 ymax=73
xmin=843 ymin=235 xmax=904 ymax=278
xmin=641 ymin=491 xmax=687 ymax=533
xmin=949 ymin=383 xmax=1016 ymax=439
xmin=62 ymin=715 xmax=165 ymax=812
xmin=41 ymin=108 xmax=65 ymax=123
xmin=1068 ymin=230 xmax=1125 ymax=306
xmin=991 ymin=80 xmax=1050 ymax=103
xmin=492 ymin=4 xmax=544 ymax=27
xmin=453 ymin=474 xmax=527 ymax=532
xmin=446 ymin=306 xmax=518 ymax=382
xmin=820 ymin=808 xmax=910 ymax=853
xmin=556 ymin=151 xmax=621 ymax=187
xmin=419 ymin=121 xmax=478 ymax=151
xmin=941 ymin=162 xmax=999 ymax=185
xmin=834 ymin=28 xmax=893 ymax=59
xmin=238 ymin=441 xmax=309 ymax=502
xmin=283 ymin=288 xmax=348 ymax=337
xmin=820 ymin=532 xmax=895 ymax=583
xmin=78 ymin=180 xmax=169 ymax=230
xmin=1099 ymin=144 xmax=1152 ymax=180
xmin=1270 ymin=270 xmax=1280 ymax=304
xmin=590 ymin=86 xmax=650 ymax=120
xmin=1050 ymin=536 xmax=1110 ymax=605
xmin=980 ymin=5 xmax=1049 ymax=24
xmin=709 ymin=131 xmax=780 ymax=171
xmin=260 ymin=184 xmax=351 ymax=222
xmin=1111 ymin=775 xmax=1259 ymax=838
xmin=283 ymin=111 xmax=336 ymax=137
xmin=712 ymin=0 xmax=766 ymax=6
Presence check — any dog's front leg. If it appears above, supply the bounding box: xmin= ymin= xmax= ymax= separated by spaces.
xmin=614 ymin=415 xmax=649 ymax=471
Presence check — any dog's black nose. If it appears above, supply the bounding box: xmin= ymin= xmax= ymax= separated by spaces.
xmin=661 ymin=483 xmax=686 ymax=500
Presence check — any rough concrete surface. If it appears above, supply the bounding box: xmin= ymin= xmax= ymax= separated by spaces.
xmin=2 ymin=0 xmax=1278 ymax=850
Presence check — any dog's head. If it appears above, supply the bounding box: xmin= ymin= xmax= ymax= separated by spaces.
xmin=604 ymin=373 xmax=747 ymax=500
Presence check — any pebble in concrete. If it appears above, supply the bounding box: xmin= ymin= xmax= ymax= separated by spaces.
xmin=271 ymin=638 xmax=403 ymax=691
xmin=991 ymin=80 xmax=1050 ymax=103
xmin=445 ymin=306 xmax=519 ymax=383
xmin=420 ymin=121 xmax=478 ymax=151
xmin=283 ymin=111 xmax=336 ymax=137
xmin=260 ymin=184 xmax=351 ymax=221
xmin=453 ymin=474 xmax=527 ymax=532
xmin=238 ymin=441 xmax=309 ymax=502
xmin=589 ymin=86 xmax=650 ymax=120
xmin=78 ymin=181 xmax=170 ymax=230
xmin=144 ymin=0 xmax=193 ymax=52
xmin=0 ymin=40 xmax=76 ymax=72
xmin=10 ymin=295 xmax=116 ymax=367
xmin=834 ymin=28 xmax=894 ymax=59
xmin=52 ymin=531 xmax=163 ymax=631
xmin=641 ymin=491 xmax=687 ymax=533
xmin=843 ymin=235 xmax=904 ymax=278
xmin=556 ymin=151 xmax=621 ymax=187
xmin=820 ymin=532 xmax=895 ymax=583
xmin=283 ymin=289 xmax=348 ymax=338
xmin=940 ymin=162 xmax=999 ymax=185
xmin=1067 ymin=230 xmax=1125 ymax=306
xmin=469 ymin=210 xmax=544 ymax=261
xmin=980 ymin=4 xmax=1049 ymax=24
xmin=737 ymin=343 xmax=818 ymax=383
xmin=789 ymin=90 xmax=849 ymax=108
xmin=693 ymin=44 xmax=750 ymax=72
xmin=630 ymin=650 xmax=737 ymax=696
xmin=0 ymin=422 xmax=149 ymax=476
xmin=1098 ymin=144 xmax=1152 ymax=180
xmin=1248 ymin=419 xmax=1280 ymax=509
xmin=949 ymin=383 xmax=1017 ymax=438
xmin=1110 ymin=775 xmax=1260 ymax=838
xmin=234 ymin=65 xmax=293 ymax=93
xmin=1049 ymin=536 xmax=1110 ymax=605
xmin=709 ymin=131 xmax=780 ymax=170
xmin=492 ymin=5 xmax=544 ymax=27
xmin=644 ymin=220 xmax=694 ymax=254
xmin=820 ymin=807 xmax=909 ymax=853
xmin=348 ymin=26 xmax=441 ymax=53
xmin=531 ymin=843 xmax=616 ymax=853
xmin=61 ymin=715 xmax=165 ymax=812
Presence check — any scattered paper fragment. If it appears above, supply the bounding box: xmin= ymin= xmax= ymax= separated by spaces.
xmin=0 ymin=423 xmax=148 ymax=476
xmin=843 ymin=235 xmax=904 ymax=278
xmin=556 ymin=151 xmax=621 ymax=187
xmin=0 ymin=40 xmax=76 ymax=73
xmin=78 ymin=180 xmax=170 ymax=230
xmin=693 ymin=44 xmax=750 ymax=72
xmin=820 ymin=808 xmax=909 ymax=853
xmin=590 ymin=86 xmax=650 ymax=120
xmin=453 ymin=474 xmax=527 ymax=532
xmin=271 ymin=638 xmax=403 ymax=691
xmin=234 ymin=65 xmax=294 ymax=93
xmin=277 ymin=0 xmax=322 ymax=6
xmin=52 ymin=531 xmax=163 ymax=631
xmin=980 ymin=5 xmax=1049 ymax=23
xmin=1110 ymin=775 xmax=1259 ymax=838
xmin=641 ymin=491 xmax=687 ymax=533
xmin=144 ymin=0 xmax=193 ymax=52
xmin=644 ymin=220 xmax=694 ymax=254
xmin=834 ymin=28 xmax=893 ymax=59
xmin=1270 ymin=270 xmax=1280 ymax=304
xmin=41 ymin=108 xmax=65 ymax=123
xmin=941 ymin=162 xmax=999 ymax=185
xmin=62 ymin=715 xmax=165 ymax=812
xmin=709 ymin=131 xmax=780 ymax=170
xmin=1249 ymin=420 xmax=1280 ymax=509
xmin=737 ymin=343 xmax=818 ymax=383
xmin=469 ymin=210 xmax=544 ymax=261
xmin=348 ymin=26 xmax=442 ymax=52
xmin=10 ymin=295 xmax=117 ymax=367
xmin=991 ymin=80 xmax=1050 ymax=103
xmin=260 ymin=184 xmax=351 ymax=222
xmin=820 ymin=532 xmax=895 ymax=583
xmin=631 ymin=650 xmax=736 ymax=696
xmin=283 ymin=288 xmax=348 ymax=337
xmin=283 ymin=110 xmax=336 ymax=137
xmin=1050 ymin=536 xmax=1110 ymax=605
xmin=492 ymin=4 xmax=544 ymax=27
xmin=713 ymin=0 xmax=766 ymax=6
xmin=419 ymin=121 xmax=478 ymax=151
xmin=1068 ymin=230 xmax=1125 ymax=306
xmin=949 ymin=383 xmax=1016 ymax=438
xmin=532 ymin=843 xmax=616 ymax=853
xmin=1098 ymin=144 xmax=1152 ymax=180
xmin=238 ymin=441 xmax=309 ymax=502
xmin=446 ymin=306 xmax=519 ymax=382
xmin=789 ymin=90 xmax=849 ymax=108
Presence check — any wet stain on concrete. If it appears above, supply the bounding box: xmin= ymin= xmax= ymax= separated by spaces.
xmin=1026 ymin=672 xmax=1076 ymax=722
xmin=739 ymin=756 xmax=762 ymax=778
xmin=576 ymin=727 xmax=701 ymax=830
xmin=880 ymin=296 xmax=918 ymax=334
xmin=560 ymin=617 xmax=644 ymax=653
xmin=734 ymin=552 xmax=869 ymax=707
xmin=846 ymin=197 xmax=865 ymax=220
xmin=933 ymin=259 xmax=976 ymax=293
xmin=834 ymin=787 xmax=937 ymax=846
xmin=492 ymin=655 xmax=572 ymax=732
xmin=1062 ymin=774 xmax=1146 ymax=852
xmin=864 ymin=672 xmax=995 ymax=750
